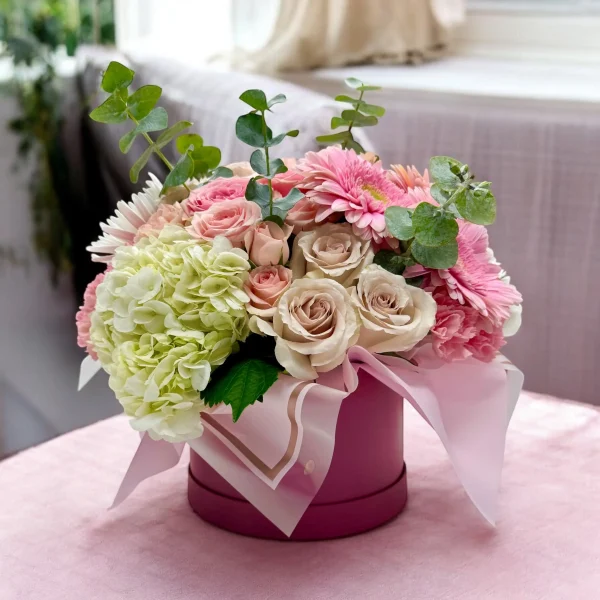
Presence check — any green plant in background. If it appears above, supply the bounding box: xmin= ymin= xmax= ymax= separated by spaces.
xmin=90 ymin=61 xmax=231 ymax=193
xmin=316 ymin=77 xmax=385 ymax=154
xmin=1 ymin=0 xmax=115 ymax=282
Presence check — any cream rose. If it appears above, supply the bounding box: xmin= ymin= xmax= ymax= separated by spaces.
xmin=291 ymin=223 xmax=374 ymax=286
xmin=351 ymin=264 xmax=437 ymax=353
xmin=244 ymin=221 xmax=293 ymax=266
xmin=225 ymin=162 xmax=257 ymax=178
xmin=253 ymin=278 xmax=360 ymax=380
xmin=244 ymin=265 xmax=292 ymax=318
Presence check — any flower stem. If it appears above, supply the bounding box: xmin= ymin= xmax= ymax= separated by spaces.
xmin=127 ymin=110 xmax=191 ymax=193
xmin=343 ymin=89 xmax=364 ymax=150
xmin=261 ymin=109 xmax=274 ymax=216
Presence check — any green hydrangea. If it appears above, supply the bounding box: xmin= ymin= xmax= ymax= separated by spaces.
xmin=89 ymin=227 xmax=251 ymax=442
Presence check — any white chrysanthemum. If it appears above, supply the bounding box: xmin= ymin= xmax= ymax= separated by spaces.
xmin=87 ymin=173 xmax=163 ymax=263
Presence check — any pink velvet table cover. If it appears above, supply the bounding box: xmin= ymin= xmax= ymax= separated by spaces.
xmin=1 ymin=391 xmax=599 ymax=600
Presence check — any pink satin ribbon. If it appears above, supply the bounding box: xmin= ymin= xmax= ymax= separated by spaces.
xmin=108 ymin=346 xmax=523 ymax=536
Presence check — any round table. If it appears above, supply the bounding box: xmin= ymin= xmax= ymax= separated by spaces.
xmin=1 ymin=392 xmax=599 ymax=599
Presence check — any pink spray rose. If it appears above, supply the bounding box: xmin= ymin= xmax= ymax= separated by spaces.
xmin=244 ymin=265 xmax=292 ymax=317
xmin=268 ymin=158 xmax=305 ymax=197
xmin=187 ymin=198 xmax=261 ymax=246
xmin=133 ymin=202 xmax=186 ymax=242
xmin=244 ymin=220 xmax=293 ymax=266
xmin=184 ymin=177 xmax=249 ymax=214
xmin=431 ymin=290 xmax=505 ymax=363
xmin=76 ymin=270 xmax=108 ymax=360
xmin=285 ymin=197 xmax=319 ymax=233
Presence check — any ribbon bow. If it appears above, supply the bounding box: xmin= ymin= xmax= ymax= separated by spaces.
xmin=81 ymin=346 xmax=523 ymax=537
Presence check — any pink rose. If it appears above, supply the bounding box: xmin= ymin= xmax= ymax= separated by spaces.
xmin=284 ymin=197 xmax=319 ymax=233
xmin=244 ymin=220 xmax=293 ymax=266
xmin=133 ymin=203 xmax=186 ymax=242
xmin=184 ymin=177 xmax=249 ymax=214
xmin=431 ymin=290 xmax=505 ymax=363
xmin=244 ymin=265 xmax=292 ymax=317
xmin=187 ymin=198 xmax=261 ymax=246
xmin=76 ymin=269 xmax=109 ymax=360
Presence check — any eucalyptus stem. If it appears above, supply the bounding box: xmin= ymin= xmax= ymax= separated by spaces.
xmin=127 ymin=110 xmax=191 ymax=193
xmin=342 ymin=89 xmax=364 ymax=150
xmin=261 ymin=109 xmax=274 ymax=216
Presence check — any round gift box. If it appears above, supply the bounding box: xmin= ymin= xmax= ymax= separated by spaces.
xmin=188 ymin=371 xmax=407 ymax=540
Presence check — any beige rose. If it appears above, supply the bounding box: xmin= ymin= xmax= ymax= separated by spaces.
xmin=244 ymin=221 xmax=293 ymax=266
xmin=351 ymin=264 xmax=437 ymax=353
xmin=253 ymin=278 xmax=360 ymax=380
xmin=291 ymin=223 xmax=374 ymax=286
xmin=244 ymin=265 xmax=292 ymax=318
xmin=225 ymin=161 xmax=257 ymax=178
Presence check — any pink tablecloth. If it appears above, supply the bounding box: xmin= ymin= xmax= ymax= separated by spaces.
xmin=1 ymin=392 xmax=599 ymax=600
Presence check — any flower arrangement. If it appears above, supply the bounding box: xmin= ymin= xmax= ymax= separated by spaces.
xmin=78 ymin=63 xmax=523 ymax=538
xmin=79 ymin=63 xmax=521 ymax=441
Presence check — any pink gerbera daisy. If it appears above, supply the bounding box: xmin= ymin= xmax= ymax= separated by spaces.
xmin=297 ymin=147 xmax=412 ymax=242
xmin=405 ymin=221 xmax=522 ymax=327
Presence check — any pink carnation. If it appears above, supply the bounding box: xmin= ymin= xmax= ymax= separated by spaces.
xmin=405 ymin=221 xmax=522 ymax=327
xmin=184 ymin=177 xmax=249 ymax=214
xmin=75 ymin=270 xmax=108 ymax=360
xmin=133 ymin=203 xmax=186 ymax=242
xmin=431 ymin=290 xmax=505 ymax=363
xmin=297 ymin=147 xmax=412 ymax=243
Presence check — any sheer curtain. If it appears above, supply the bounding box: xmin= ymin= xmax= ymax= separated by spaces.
xmin=114 ymin=0 xmax=465 ymax=72
xmin=231 ymin=0 xmax=466 ymax=73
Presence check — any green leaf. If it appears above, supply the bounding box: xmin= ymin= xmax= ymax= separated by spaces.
xmin=411 ymin=239 xmax=458 ymax=269
xmin=203 ymin=359 xmax=280 ymax=422
xmin=236 ymin=113 xmax=268 ymax=148
xmin=89 ymin=93 xmax=127 ymax=124
xmin=429 ymin=156 xmax=463 ymax=191
xmin=356 ymin=84 xmax=381 ymax=92
xmin=130 ymin=145 xmax=154 ymax=183
xmin=119 ymin=129 xmax=137 ymax=154
xmin=345 ymin=138 xmax=366 ymax=153
xmin=250 ymin=149 xmax=267 ymax=175
xmin=162 ymin=152 xmax=194 ymax=191
xmin=316 ymin=131 xmax=351 ymax=144
xmin=358 ymin=102 xmax=385 ymax=117
xmin=240 ymin=89 xmax=269 ymax=111
xmin=429 ymin=183 xmax=450 ymax=205
xmin=412 ymin=202 xmax=459 ymax=247
xmin=263 ymin=215 xmax=285 ymax=227
xmin=270 ymin=158 xmax=288 ymax=175
xmin=268 ymin=94 xmax=287 ymax=108
xmin=127 ymin=85 xmax=161 ymax=120
xmin=272 ymin=188 xmax=303 ymax=220
xmin=331 ymin=116 xmax=351 ymax=129
xmin=455 ymin=185 xmax=497 ymax=226
xmin=135 ymin=107 xmax=168 ymax=133
xmin=175 ymin=133 xmax=203 ymax=153
xmin=101 ymin=61 xmax=134 ymax=93
xmin=341 ymin=110 xmax=378 ymax=127
xmin=345 ymin=77 xmax=363 ymax=89
xmin=156 ymin=121 xmax=193 ymax=147
xmin=245 ymin=178 xmax=271 ymax=213
xmin=335 ymin=94 xmax=358 ymax=104
xmin=268 ymin=129 xmax=299 ymax=147
xmin=210 ymin=166 xmax=234 ymax=180
xmin=373 ymin=250 xmax=415 ymax=275
xmin=191 ymin=146 xmax=222 ymax=178
xmin=385 ymin=206 xmax=414 ymax=240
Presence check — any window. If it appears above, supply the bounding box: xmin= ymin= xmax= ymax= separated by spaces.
xmin=459 ymin=1 xmax=600 ymax=62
